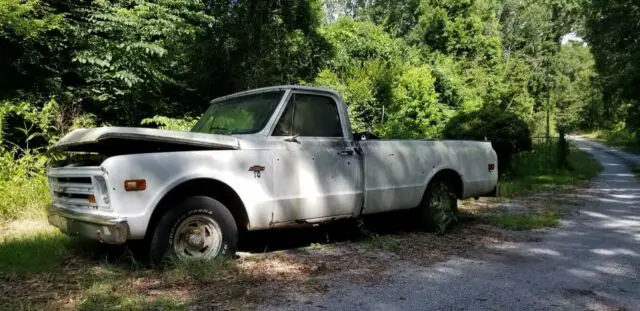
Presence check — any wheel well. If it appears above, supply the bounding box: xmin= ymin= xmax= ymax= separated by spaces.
xmin=430 ymin=169 xmax=464 ymax=199
xmin=145 ymin=178 xmax=249 ymax=239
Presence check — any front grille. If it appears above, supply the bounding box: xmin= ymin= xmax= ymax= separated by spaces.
xmin=49 ymin=176 xmax=98 ymax=209
xmin=55 ymin=177 xmax=92 ymax=184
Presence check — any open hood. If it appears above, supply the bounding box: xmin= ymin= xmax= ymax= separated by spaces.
xmin=51 ymin=127 xmax=240 ymax=155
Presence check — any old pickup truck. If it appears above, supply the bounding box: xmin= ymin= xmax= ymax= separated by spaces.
xmin=46 ymin=85 xmax=498 ymax=262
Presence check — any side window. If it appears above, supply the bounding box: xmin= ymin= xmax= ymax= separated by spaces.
xmin=272 ymin=94 xmax=343 ymax=137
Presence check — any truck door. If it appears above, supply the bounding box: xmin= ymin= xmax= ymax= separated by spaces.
xmin=269 ymin=92 xmax=362 ymax=223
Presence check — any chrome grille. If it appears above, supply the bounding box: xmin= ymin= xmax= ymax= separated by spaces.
xmin=49 ymin=175 xmax=98 ymax=209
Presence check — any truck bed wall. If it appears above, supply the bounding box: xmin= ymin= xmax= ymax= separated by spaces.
xmin=360 ymin=139 xmax=497 ymax=215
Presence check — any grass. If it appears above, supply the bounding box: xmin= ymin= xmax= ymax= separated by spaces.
xmin=633 ymin=164 xmax=640 ymax=178
xmin=0 ymin=150 xmax=51 ymax=222
xmin=0 ymin=219 xmax=361 ymax=310
xmin=585 ymin=129 xmax=640 ymax=153
xmin=498 ymin=143 xmax=602 ymax=197
xmin=486 ymin=210 xmax=560 ymax=231
xmin=0 ymin=220 xmax=236 ymax=310
xmin=0 ymin=174 xmax=50 ymax=221
xmin=364 ymin=234 xmax=399 ymax=252
xmin=0 ymin=220 xmax=79 ymax=274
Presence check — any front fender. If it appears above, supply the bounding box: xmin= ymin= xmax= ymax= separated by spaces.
xmin=101 ymin=150 xmax=274 ymax=238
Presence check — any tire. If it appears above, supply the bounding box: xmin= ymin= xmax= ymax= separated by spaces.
xmin=149 ymin=196 xmax=238 ymax=265
xmin=416 ymin=178 xmax=459 ymax=234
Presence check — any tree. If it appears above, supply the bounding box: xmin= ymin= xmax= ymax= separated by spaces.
xmin=586 ymin=0 xmax=640 ymax=134
xmin=0 ymin=0 xmax=69 ymax=101
xmin=191 ymin=0 xmax=332 ymax=101
xmin=72 ymin=0 xmax=211 ymax=124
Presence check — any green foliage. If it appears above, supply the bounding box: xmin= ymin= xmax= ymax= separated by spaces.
xmin=585 ymin=0 xmax=640 ymax=136
xmin=0 ymin=0 xmax=64 ymax=37
xmin=313 ymin=18 xmax=401 ymax=133
xmin=442 ymin=107 xmax=532 ymax=172
xmin=381 ymin=65 xmax=451 ymax=138
xmin=0 ymin=151 xmax=50 ymax=221
xmin=140 ymin=116 xmax=198 ymax=132
xmin=0 ymin=223 xmax=76 ymax=272
xmin=553 ymin=43 xmax=598 ymax=131
xmin=364 ymin=234 xmax=399 ymax=252
xmin=74 ymin=0 xmax=211 ymax=124
xmin=0 ymin=100 xmax=95 ymax=221
xmin=487 ymin=211 xmax=559 ymax=230
xmin=498 ymin=144 xmax=602 ymax=197
xmin=587 ymin=127 xmax=640 ymax=153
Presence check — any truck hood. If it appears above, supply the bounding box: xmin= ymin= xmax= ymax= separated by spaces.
xmin=51 ymin=127 xmax=240 ymax=155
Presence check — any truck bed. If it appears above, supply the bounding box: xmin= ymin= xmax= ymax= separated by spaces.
xmin=360 ymin=139 xmax=497 ymax=214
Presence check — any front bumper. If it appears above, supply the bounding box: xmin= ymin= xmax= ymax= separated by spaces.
xmin=47 ymin=204 xmax=129 ymax=244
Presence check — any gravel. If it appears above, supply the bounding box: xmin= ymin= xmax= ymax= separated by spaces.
xmin=259 ymin=137 xmax=640 ymax=311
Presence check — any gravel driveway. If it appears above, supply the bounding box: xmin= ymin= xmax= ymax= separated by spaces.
xmin=260 ymin=137 xmax=640 ymax=311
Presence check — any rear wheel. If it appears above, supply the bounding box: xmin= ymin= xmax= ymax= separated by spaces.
xmin=149 ymin=196 xmax=237 ymax=265
xmin=417 ymin=178 xmax=459 ymax=234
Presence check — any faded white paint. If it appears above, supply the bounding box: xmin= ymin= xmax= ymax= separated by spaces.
xmin=46 ymin=85 xmax=498 ymax=241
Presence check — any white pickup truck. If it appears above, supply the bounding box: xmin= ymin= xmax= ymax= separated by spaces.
xmin=47 ymin=85 xmax=498 ymax=263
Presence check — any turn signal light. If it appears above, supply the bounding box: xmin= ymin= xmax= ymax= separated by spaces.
xmin=124 ymin=179 xmax=147 ymax=191
xmin=88 ymin=194 xmax=96 ymax=204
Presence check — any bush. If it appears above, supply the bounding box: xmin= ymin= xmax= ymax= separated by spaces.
xmin=0 ymin=99 xmax=96 ymax=221
xmin=442 ymin=107 xmax=532 ymax=173
xmin=140 ymin=115 xmax=198 ymax=131
xmin=0 ymin=150 xmax=50 ymax=221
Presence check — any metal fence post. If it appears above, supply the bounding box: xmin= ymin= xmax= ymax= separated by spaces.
xmin=557 ymin=129 xmax=568 ymax=168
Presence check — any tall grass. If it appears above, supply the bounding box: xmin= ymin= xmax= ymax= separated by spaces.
xmin=487 ymin=210 xmax=559 ymax=230
xmin=0 ymin=150 xmax=50 ymax=221
xmin=586 ymin=128 xmax=640 ymax=153
xmin=499 ymin=140 xmax=602 ymax=197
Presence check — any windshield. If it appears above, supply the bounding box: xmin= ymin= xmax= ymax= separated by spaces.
xmin=191 ymin=91 xmax=285 ymax=135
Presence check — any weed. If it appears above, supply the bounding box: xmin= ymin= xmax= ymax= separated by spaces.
xmin=586 ymin=129 xmax=640 ymax=153
xmin=364 ymin=234 xmax=398 ymax=252
xmin=632 ymin=164 xmax=640 ymax=178
xmin=0 ymin=223 xmax=76 ymax=274
xmin=166 ymin=256 xmax=236 ymax=282
xmin=78 ymin=279 xmax=187 ymax=311
xmin=498 ymin=145 xmax=602 ymax=197
xmin=486 ymin=210 xmax=559 ymax=230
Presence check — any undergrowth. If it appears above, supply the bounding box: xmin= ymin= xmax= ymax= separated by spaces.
xmin=487 ymin=210 xmax=559 ymax=230
xmin=586 ymin=128 xmax=640 ymax=153
xmin=498 ymin=142 xmax=602 ymax=197
xmin=0 ymin=151 xmax=50 ymax=221
xmin=632 ymin=164 xmax=640 ymax=179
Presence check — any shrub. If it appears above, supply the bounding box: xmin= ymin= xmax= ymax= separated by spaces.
xmin=0 ymin=149 xmax=50 ymax=221
xmin=442 ymin=107 xmax=532 ymax=173
xmin=140 ymin=115 xmax=198 ymax=131
xmin=0 ymin=99 xmax=96 ymax=221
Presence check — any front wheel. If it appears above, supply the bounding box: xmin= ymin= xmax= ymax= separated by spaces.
xmin=149 ymin=196 xmax=237 ymax=265
xmin=416 ymin=178 xmax=459 ymax=234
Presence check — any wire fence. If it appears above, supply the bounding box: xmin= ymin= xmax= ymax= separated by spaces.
xmin=509 ymin=135 xmax=569 ymax=177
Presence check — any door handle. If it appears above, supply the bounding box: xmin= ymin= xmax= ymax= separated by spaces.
xmin=337 ymin=150 xmax=354 ymax=156
xmin=283 ymin=135 xmax=299 ymax=143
